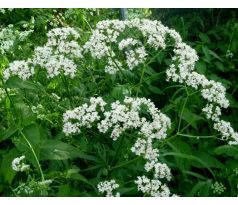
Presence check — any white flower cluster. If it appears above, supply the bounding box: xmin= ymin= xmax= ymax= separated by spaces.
xmin=131 ymin=138 xmax=159 ymax=161
xmin=85 ymin=19 xmax=169 ymax=73
xmin=118 ymin=38 xmax=148 ymax=70
xmin=124 ymin=47 xmax=147 ymax=70
xmin=135 ymin=176 xmax=170 ymax=197
xmin=0 ymin=24 xmax=33 ymax=55
xmin=14 ymin=182 xmax=34 ymax=196
xmin=84 ymin=19 xmax=238 ymax=145
xmin=0 ymin=25 xmax=15 ymax=54
xmin=0 ymin=88 xmax=6 ymax=102
xmin=105 ymin=58 xmax=122 ymax=75
xmin=118 ymin=38 xmax=139 ymax=50
xmin=12 ymin=155 xmax=30 ymax=172
xmin=166 ymin=45 xmax=235 ymax=142
xmin=202 ymin=104 xmax=221 ymax=122
xmin=32 ymin=27 xmax=82 ymax=78
xmin=214 ymin=120 xmax=238 ymax=143
xmin=63 ymin=96 xmax=172 ymax=196
xmin=63 ymin=97 xmax=106 ymax=135
xmin=19 ymin=30 xmax=34 ymax=41
xmin=13 ymin=179 xmax=52 ymax=196
xmin=3 ymin=60 xmax=34 ymax=81
xmin=153 ymin=24 xmax=235 ymax=144
xmin=144 ymin=161 xmax=171 ymax=181
xmin=83 ymin=30 xmax=110 ymax=59
xmin=38 ymin=179 xmax=53 ymax=187
xmin=97 ymin=97 xmax=171 ymax=142
xmin=4 ymin=27 xmax=82 ymax=80
xmin=97 ymin=179 xmax=120 ymax=197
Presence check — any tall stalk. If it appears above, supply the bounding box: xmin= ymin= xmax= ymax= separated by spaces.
xmin=20 ymin=131 xmax=45 ymax=181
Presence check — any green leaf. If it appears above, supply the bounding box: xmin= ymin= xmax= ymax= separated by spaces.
xmin=188 ymin=180 xmax=212 ymax=196
xmin=202 ymin=46 xmax=211 ymax=62
xmin=192 ymin=151 xmax=225 ymax=169
xmin=226 ymin=94 xmax=238 ymax=109
xmin=5 ymin=76 xmax=38 ymax=90
xmin=214 ymin=145 xmax=238 ymax=158
xmin=111 ymin=84 xmax=132 ymax=100
xmin=196 ymin=60 xmax=207 ymax=74
xmin=0 ymin=148 xmax=18 ymax=184
xmin=179 ymin=108 xmax=204 ymax=129
xmin=40 ymin=140 xmax=81 ymax=160
xmin=66 ymin=167 xmax=90 ymax=184
xmin=169 ymin=139 xmax=193 ymax=171
xmin=162 ymin=152 xmax=215 ymax=178
xmin=214 ymin=61 xmax=225 ymax=72
xmin=0 ymin=127 xmax=18 ymax=142
xmin=148 ymin=85 xmax=164 ymax=95
xmin=209 ymin=50 xmax=223 ymax=62
xmin=22 ymin=124 xmax=41 ymax=147
xmin=182 ymin=170 xmax=207 ymax=180
xmin=14 ymin=102 xmax=36 ymax=126
xmin=199 ymin=33 xmax=211 ymax=44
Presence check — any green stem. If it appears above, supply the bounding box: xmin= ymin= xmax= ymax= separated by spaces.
xmin=177 ymin=133 xmax=217 ymax=139
xmin=20 ymin=131 xmax=45 ymax=181
xmin=1 ymin=79 xmax=16 ymax=112
xmin=132 ymin=70 xmax=166 ymax=90
xmin=160 ymin=123 xmax=191 ymax=147
xmin=136 ymin=64 xmax=146 ymax=97
xmin=110 ymin=134 xmax=125 ymax=166
xmin=82 ymin=15 xmax=93 ymax=32
xmin=177 ymin=95 xmax=188 ymax=133
xmin=9 ymin=186 xmax=18 ymax=197
xmin=110 ymin=156 xmax=141 ymax=171
xmin=61 ymin=75 xmax=73 ymax=108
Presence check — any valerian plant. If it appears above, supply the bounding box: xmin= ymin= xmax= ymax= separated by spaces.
xmin=0 ymin=13 xmax=238 ymax=197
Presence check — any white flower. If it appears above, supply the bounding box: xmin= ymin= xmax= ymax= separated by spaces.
xmin=0 ymin=24 xmax=33 ymax=54
xmin=38 ymin=179 xmax=53 ymax=186
xmin=144 ymin=161 xmax=172 ymax=181
xmin=12 ymin=155 xmax=30 ymax=172
xmin=63 ymin=97 xmax=106 ymax=136
xmin=97 ymin=180 xmax=120 ymax=197
xmin=105 ymin=58 xmax=122 ymax=75
xmin=4 ymin=60 xmax=34 ymax=81
xmin=118 ymin=38 xmax=140 ymax=50
xmin=51 ymin=93 xmax=61 ymax=101
xmin=4 ymin=27 xmax=82 ymax=80
xmin=14 ymin=183 xmax=34 ymax=196
xmin=135 ymin=176 xmax=170 ymax=197
xmin=32 ymin=27 xmax=82 ymax=78
xmin=214 ymin=120 xmax=238 ymax=143
xmin=0 ymin=88 xmax=7 ymax=102
xmin=202 ymin=104 xmax=221 ymax=122
xmin=85 ymin=19 xmax=238 ymax=144
xmin=63 ymin=96 xmax=172 ymax=196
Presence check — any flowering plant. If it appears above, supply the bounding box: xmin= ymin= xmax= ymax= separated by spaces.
xmin=1 ymin=13 xmax=238 ymax=197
